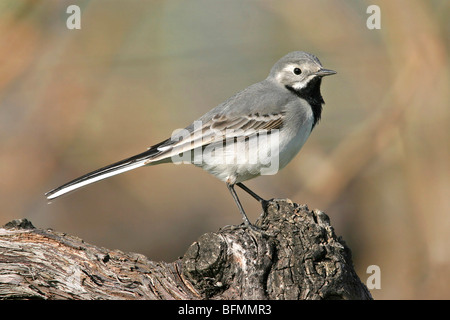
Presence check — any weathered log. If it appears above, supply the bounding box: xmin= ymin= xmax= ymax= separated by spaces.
xmin=0 ymin=199 xmax=372 ymax=300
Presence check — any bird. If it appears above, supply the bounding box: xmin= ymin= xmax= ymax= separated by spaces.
xmin=45 ymin=51 xmax=336 ymax=228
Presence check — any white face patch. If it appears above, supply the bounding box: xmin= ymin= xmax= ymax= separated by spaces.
xmin=276 ymin=64 xmax=299 ymax=83
xmin=292 ymin=74 xmax=315 ymax=90
xmin=276 ymin=63 xmax=321 ymax=90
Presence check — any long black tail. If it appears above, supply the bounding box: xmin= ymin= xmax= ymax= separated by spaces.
xmin=45 ymin=146 xmax=162 ymax=200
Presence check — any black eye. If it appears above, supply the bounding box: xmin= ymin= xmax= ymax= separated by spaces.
xmin=293 ymin=68 xmax=302 ymax=75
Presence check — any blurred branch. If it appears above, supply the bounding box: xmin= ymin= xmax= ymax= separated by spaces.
xmin=299 ymin=0 xmax=448 ymax=207
xmin=0 ymin=200 xmax=371 ymax=300
xmin=299 ymin=57 xmax=416 ymax=206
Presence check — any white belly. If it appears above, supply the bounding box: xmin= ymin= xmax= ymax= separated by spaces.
xmin=194 ymin=108 xmax=314 ymax=184
xmin=277 ymin=112 xmax=314 ymax=171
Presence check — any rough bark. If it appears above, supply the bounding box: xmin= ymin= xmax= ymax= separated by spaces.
xmin=0 ymin=199 xmax=372 ymax=300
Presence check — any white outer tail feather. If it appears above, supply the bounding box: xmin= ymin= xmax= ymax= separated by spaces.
xmin=46 ymin=160 xmax=148 ymax=200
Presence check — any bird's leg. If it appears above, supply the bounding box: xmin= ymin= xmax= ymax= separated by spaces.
xmin=226 ymin=182 xmax=255 ymax=228
xmin=236 ymin=182 xmax=269 ymax=212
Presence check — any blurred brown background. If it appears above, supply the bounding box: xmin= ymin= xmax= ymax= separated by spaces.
xmin=1 ymin=0 xmax=448 ymax=299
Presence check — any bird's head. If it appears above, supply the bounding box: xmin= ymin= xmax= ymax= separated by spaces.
xmin=268 ymin=51 xmax=336 ymax=91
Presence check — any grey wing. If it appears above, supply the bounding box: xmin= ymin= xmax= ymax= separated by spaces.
xmin=146 ymin=111 xmax=286 ymax=164
xmin=146 ymin=79 xmax=291 ymax=164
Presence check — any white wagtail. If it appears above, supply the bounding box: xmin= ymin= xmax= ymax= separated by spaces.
xmin=46 ymin=51 xmax=336 ymax=228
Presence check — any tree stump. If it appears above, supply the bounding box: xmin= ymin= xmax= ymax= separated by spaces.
xmin=0 ymin=199 xmax=372 ymax=300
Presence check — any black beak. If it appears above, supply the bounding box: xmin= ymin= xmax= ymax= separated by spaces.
xmin=315 ymin=68 xmax=337 ymax=77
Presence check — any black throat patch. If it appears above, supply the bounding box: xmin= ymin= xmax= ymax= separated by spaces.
xmin=285 ymin=77 xmax=325 ymax=130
